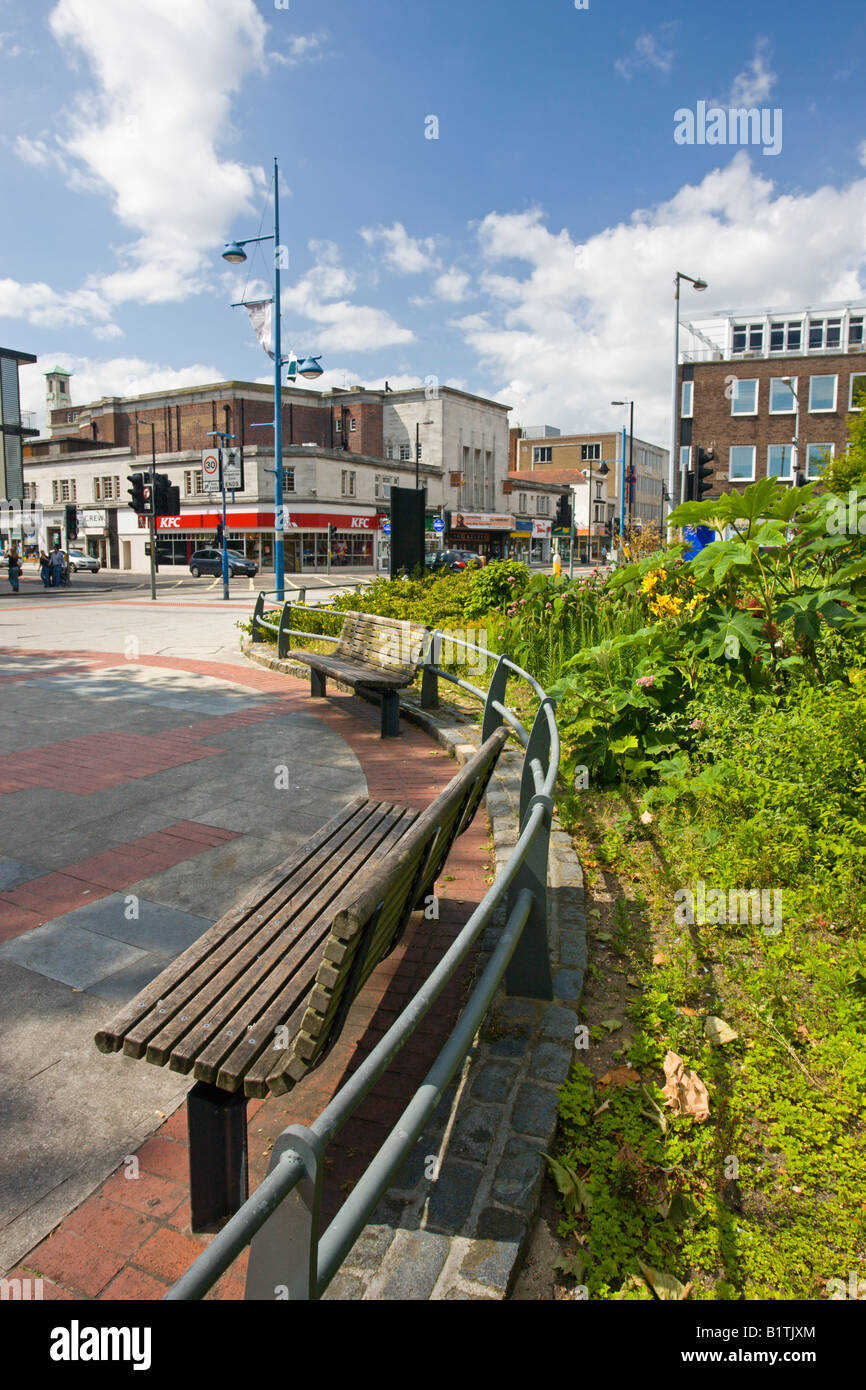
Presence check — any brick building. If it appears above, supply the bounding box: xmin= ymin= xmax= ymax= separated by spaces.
xmin=510 ymin=426 xmax=667 ymax=532
xmin=677 ymin=300 xmax=866 ymax=497
xmin=24 ymin=374 xmax=511 ymax=572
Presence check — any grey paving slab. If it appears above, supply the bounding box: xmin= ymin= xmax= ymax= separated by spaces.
xmin=0 ymin=858 xmax=44 ymax=891
xmin=0 ymin=921 xmax=147 ymax=990
xmin=84 ymin=952 xmax=177 ymax=1006
xmin=126 ymin=829 xmax=321 ymax=920
xmin=42 ymin=894 xmax=214 ymax=958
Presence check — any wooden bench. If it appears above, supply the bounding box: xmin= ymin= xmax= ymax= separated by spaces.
xmin=95 ymin=726 xmax=509 ymax=1231
xmin=286 ymin=610 xmax=431 ymax=737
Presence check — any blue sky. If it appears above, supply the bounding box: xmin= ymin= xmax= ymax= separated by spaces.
xmin=2 ymin=0 xmax=865 ymax=445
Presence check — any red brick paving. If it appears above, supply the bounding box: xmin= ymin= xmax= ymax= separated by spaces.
xmin=5 ymin=647 xmax=494 ymax=1300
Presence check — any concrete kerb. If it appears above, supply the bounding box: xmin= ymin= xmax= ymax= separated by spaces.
xmin=242 ymin=638 xmax=585 ymax=1300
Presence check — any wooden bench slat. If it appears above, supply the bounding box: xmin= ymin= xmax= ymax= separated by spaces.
xmin=190 ymin=808 xmax=420 ymax=1088
xmin=143 ymin=803 xmax=417 ymax=1069
xmin=94 ymin=798 xmax=373 ymax=1055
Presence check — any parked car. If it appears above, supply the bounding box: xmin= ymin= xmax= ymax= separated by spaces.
xmin=66 ymin=549 xmax=100 ymax=574
xmin=424 ymin=549 xmax=485 ymax=572
xmin=189 ymin=548 xmax=258 ymax=578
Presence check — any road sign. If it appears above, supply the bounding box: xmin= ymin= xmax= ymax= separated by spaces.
xmin=223 ymin=447 xmax=242 ymax=490
xmin=433 ymin=517 xmax=444 ymax=532
xmin=201 ymin=449 xmax=221 ymax=493
xmin=382 ymin=520 xmax=391 ymax=536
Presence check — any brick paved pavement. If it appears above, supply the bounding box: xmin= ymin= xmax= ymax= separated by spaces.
xmin=3 ymin=648 xmax=491 ymax=1299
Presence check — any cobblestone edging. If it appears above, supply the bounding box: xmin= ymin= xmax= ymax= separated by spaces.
xmin=242 ymin=641 xmax=585 ymax=1299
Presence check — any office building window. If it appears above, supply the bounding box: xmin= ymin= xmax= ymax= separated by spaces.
xmin=732 ymin=323 xmax=764 ymax=353
xmin=769 ymin=378 xmax=797 ymax=413
xmin=681 ymin=381 xmax=693 ymax=417
xmin=850 ymin=373 xmax=866 ymax=410
xmin=849 ymin=316 xmax=864 ymax=348
xmin=341 ymin=470 xmax=356 ymax=497
xmin=770 ymin=320 xmax=803 ymax=353
xmin=349 ymin=418 xmax=356 ymax=431
xmin=731 ymin=378 xmax=759 ymax=415
xmin=808 ymin=375 xmax=837 ymax=412
xmin=518 ymin=493 xmax=528 ymax=513
xmin=533 ymin=446 xmax=552 ymax=463
xmin=581 ymin=443 xmax=601 ymax=461
xmin=386 ymin=443 xmax=394 ymax=459
xmin=52 ymin=478 xmax=77 ymax=502
xmin=183 ymin=470 xmax=204 ymax=496
xmin=282 ymin=467 xmax=295 ymax=492
xmin=767 ymin=444 xmax=794 ymax=479
xmin=679 ymin=445 xmax=692 ymax=472
xmin=536 ymin=495 xmax=550 ymax=515
xmin=728 ymin=445 xmax=755 ymax=481
xmin=808 ymin=317 xmax=842 ymax=350
xmin=399 ymin=443 xmax=411 ymax=461
xmin=806 ymin=443 xmax=833 ymax=479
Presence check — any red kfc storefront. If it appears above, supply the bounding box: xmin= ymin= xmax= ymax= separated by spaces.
xmin=139 ymin=507 xmax=386 ymax=572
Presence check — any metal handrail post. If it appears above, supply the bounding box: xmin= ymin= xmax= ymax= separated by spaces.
xmin=481 ymin=653 xmax=510 ymax=741
xmin=244 ymin=1126 xmax=323 ymax=1301
xmin=420 ymin=630 xmax=441 ymax=709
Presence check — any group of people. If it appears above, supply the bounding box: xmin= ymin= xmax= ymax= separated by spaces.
xmin=4 ymin=543 xmax=69 ymax=592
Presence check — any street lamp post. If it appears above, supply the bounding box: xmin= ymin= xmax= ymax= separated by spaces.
xmin=135 ymin=418 xmax=157 ymax=602
xmin=207 ymin=430 xmax=235 ymax=600
xmin=611 ymin=398 xmax=635 ymax=534
xmin=586 ymin=459 xmax=610 ymax=565
xmin=669 ymin=271 xmax=708 ymax=527
xmin=222 ymin=157 xmax=323 ymax=602
xmin=415 ymin=417 xmax=434 ymax=489
xmin=780 ymin=377 xmax=801 ymax=483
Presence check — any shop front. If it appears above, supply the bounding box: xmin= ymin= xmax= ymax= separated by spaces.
xmin=447 ymin=511 xmax=513 ymax=559
xmin=283 ymin=509 xmax=384 ymax=572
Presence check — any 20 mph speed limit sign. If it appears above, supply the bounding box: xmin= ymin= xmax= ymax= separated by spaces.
xmin=201 ymin=449 xmax=221 ymax=493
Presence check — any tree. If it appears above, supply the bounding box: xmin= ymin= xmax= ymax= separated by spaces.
xmin=822 ymin=394 xmax=866 ymax=493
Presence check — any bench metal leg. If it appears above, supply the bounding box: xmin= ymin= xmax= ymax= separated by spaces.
xmin=188 ymin=1081 xmax=248 ymax=1233
xmin=245 ymin=1126 xmax=323 ymax=1301
xmin=381 ymin=689 xmax=400 ymax=737
xmin=310 ymin=669 xmax=326 ymax=698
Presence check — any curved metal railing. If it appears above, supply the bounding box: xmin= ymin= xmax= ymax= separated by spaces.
xmin=166 ymin=596 xmax=559 ymax=1301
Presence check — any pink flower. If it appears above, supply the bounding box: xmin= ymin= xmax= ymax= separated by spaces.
xmin=636 ymin=674 xmax=656 ymax=689
xmin=520 ymin=598 xmax=527 ymax=604
xmin=545 ymin=602 xmax=553 ymax=610
xmin=690 ymin=718 xmax=705 ymax=730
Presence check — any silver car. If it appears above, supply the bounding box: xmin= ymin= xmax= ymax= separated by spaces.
xmin=67 ymin=549 xmax=101 ymax=573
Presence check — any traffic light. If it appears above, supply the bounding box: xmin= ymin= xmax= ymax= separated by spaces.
xmin=555 ymin=492 xmax=572 ymax=529
xmin=128 ymin=472 xmax=146 ymax=513
xmin=328 ymin=524 xmax=338 ymax=543
xmin=153 ymin=473 xmax=180 ymax=516
xmin=695 ymin=447 xmax=715 ymax=501
xmin=65 ymin=504 xmax=78 ymax=540
xmin=443 ymin=510 xmax=452 ymax=533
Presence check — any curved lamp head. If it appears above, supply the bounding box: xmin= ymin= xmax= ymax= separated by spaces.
xmin=692 ymin=277 xmax=708 ymax=291
xmin=598 ymin=462 xmax=610 ymax=476
xmin=298 ymin=356 xmax=323 ymax=381
xmin=222 ymin=241 xmax=248 ymax=265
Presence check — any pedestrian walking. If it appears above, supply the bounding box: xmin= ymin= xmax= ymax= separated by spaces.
xmin=49 ymin=543 xmax=64 ymax=588
xmin=39 ymin=550 xmax=51 ymax=587
xmin=7 ymin=546 xmax=21 ymax=593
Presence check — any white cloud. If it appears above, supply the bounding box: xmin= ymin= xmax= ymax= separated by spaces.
xmin=0 ymin=277 xmax=116 ymax=331
xmin=18 ymin=355 xmax=225 ymax=429
xmin=360 ymin=222 xmax=440 ymax=274
xmin=615 ymin=30 xmax=675 ymax=80
xmin=433 ymin=268 xmax=471 ymax=302
xmin=8 ymin=0 xmax=269 ymax=322
xmin=456 ymin=155 xmax=866 ymax=441
xmin=729 ymin=38 xmax=777 ymax=108
xmin=270 ymin=32 xmax=330 ymax=67
xmin=280 ymin=242 xmax=415 ymax=353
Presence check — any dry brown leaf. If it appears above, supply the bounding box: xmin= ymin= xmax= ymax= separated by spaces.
xmin=681 ymin=1006 xmax=700 ymax=1017
xmin=592 ymin=1099 xmax=611 ymax=1118
xmin=599 ymin=1065 xmax=642 ymax=1088
xmin=661 ymin=1050 xmax=710 ymax=1123
xmin=652 ymin=951 xmax=668 ymax=967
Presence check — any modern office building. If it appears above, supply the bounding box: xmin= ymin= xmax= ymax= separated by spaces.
xmin=0 ymin=347 xmax=39 ymax=549
xmin=676 ymin=300 xmax=866 ymax=495
xmin=510 ymin=427 xmax=667 ymax=532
